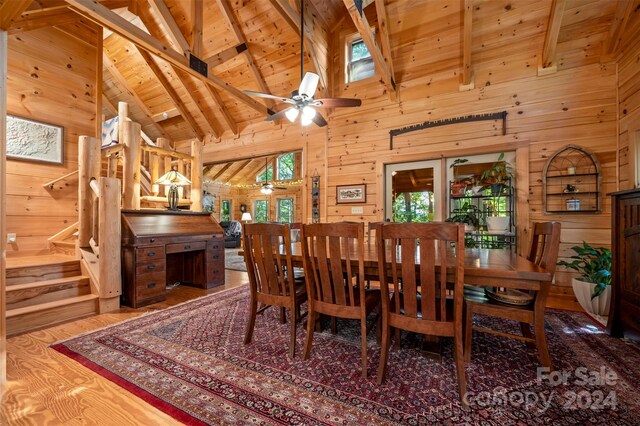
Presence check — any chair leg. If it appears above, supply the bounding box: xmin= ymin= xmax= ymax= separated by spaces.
xmin=303 ymin=311 xmax=316 ymax=360
xmin=289 ymin=307 xmax=297 ymax=359
xmin=331 ymin=317 xmax=337 ymax=335
xmin=464 ymin=304 xmax=472 ymax=363
xmin=453 ymin=332 xmax=469 ymax=410
xmin=534 ymin=315 xmax=553 ymax=370
xmin=393 ymin=327 xmax=401 ymax=348
xmin=279 ymin=307 xmax=287 ymax=324
xmin=520 ymin=322 xmax=536 ymax=349
xmin=377 ymin=314 xmax=390 ymax=384
xmin=360 ymin=318 xmax=368 ymax=379
xmin=244 ymin=297 xmax=258 ymax=344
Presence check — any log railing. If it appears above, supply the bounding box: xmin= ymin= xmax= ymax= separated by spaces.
xmin=78 ymin=135 xmax=122 ymax=313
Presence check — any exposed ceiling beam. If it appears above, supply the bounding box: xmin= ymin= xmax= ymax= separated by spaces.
xmin=268 ymin=0 xmax=329 ymax=97
xmin=65 ymin=0 xmax=273 ymax=117
xmin=226 ymin=159 xmax=253 ymax=183
xmin=343 ymin=0 xmax=397 ymax=100
xmin=171 ymin=66 xmax=221 ymax=139
xmin=190 ymin=0 xmax=203 ymax=56
xmin=604 ymin=0 xmax=635 ymax=56
xmin=541 ymin=0 xmax=566 ymax=69
xmin=374 ymin=0 xmax=396 ymax=87
xmin=0 ymin=0 xmax=35 ymax=30
xmin=136 ymin=48 xmax=205 ymax=140
xmin=461 ymin=0 xmax=473 ymax=86
xmin=6 ymin=8 xmax=80 ymax=34
xmin=216 ymin=0 xmax=275 ymax=110
xmin=209 ymin=162 xmax=234 ymax=180
xmin=203 ymin=83 xmax=238 ymax=136
xmin=102 ymin=50 xmax=169 ymax=138
xmin=148 ymin=0 xmax=190 ymax=54
xmin=202 ymin=43 xmax=247 ymax=68
xmin=151 ymin=108 xmax=180 ymax=122
xmin=135 ymin=4 xmax=220 ymax=139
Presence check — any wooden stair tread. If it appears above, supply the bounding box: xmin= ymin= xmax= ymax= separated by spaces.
xmin=7 ymin=294 xmax=98 ymax=318
xmin=7 ymin=275 xmax=90 ymax=291
xmin=6 ymin=255 xmax=78 ymax=270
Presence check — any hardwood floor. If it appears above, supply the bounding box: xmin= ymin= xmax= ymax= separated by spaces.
xmin=1 ymin=269 xmax=249 ymax=425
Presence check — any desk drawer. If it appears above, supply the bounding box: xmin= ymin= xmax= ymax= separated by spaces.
xmin=136 ymin=271 xmax=165 ymax=300
xmin=136 ymin=246 xmax=165 ymax=263
xmin=136 ymin=260 xmax=166 ymax=275
xmin=166 ymin=241 xmax=206 ymax=254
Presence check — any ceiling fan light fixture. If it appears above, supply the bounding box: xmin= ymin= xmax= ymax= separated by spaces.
xmin=302 ymin=105 xmax=316 ymax=119
xmin=285 ymin=108 xmax=299 ymax=122
xmin=260 ymin=186 xmax=273 ymax=195
xmin=301 ymin=113 xmax=313 ymax=126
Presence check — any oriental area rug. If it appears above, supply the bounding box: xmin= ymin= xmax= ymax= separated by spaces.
xmin=224 ymin=248 xmax=247 ymax=272
xmin=52 ymin=285 xmax=640 ymax=425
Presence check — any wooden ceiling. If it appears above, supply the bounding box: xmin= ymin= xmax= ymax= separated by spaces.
xmin=3 ymin=0 xmax=639 ymax=145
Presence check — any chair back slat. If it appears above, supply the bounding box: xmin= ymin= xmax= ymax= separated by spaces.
xmin=301 ymin=222 xmax=365 ymax=308
xmin=377 ymin=222 xmax=465 ymax=325
xmin=243 ymin=223 xmax=294 ymax=299
xmin=528 ymin=222 xmax=561 ymax=276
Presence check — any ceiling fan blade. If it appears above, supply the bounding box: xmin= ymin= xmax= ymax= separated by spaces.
xmin=265 ymin=108 xmax=293 ymax=122
xmin=313 ymin=98 xmax=362 ymax=108
xmin=299 ymin=72 xmax=319 ymax=98
xmin=243 ymin=90 xmax=295 ymax=104
xmin=274 ymin=187 xmax=287 ymax=190
xmin=312 ymin=112 xmax=328 ymax=127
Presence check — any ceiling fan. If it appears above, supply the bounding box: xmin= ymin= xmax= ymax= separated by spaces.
xmin=260 ymin=157 xmax=285 ymax=195
xmin=243 ymin=0 xmax=362 ymax=127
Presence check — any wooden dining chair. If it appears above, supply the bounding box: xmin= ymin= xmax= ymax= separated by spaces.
xmin=242 ymin=222 xmax=307 ymax=358
xmin=300 ymin=222 xmax=381 ymax=379
xmin=375 ymin=222 xmax=468 ymax=407
xmin=464 ymin=221 xmax=561 ymax=369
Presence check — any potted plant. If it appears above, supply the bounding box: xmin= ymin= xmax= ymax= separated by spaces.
xmin=446 ymin=201 xmax=480 ymax=232
xmin=481 ymin=152 xmax=513 ymax=196
xmin=557 ymin=241 xmax=612 ymax=317
xmin=450 ymin=158 xmax=470 ymax=197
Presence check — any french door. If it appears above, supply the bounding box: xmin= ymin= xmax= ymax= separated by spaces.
xmin=384 ymin=160 xmax=443 ymax=222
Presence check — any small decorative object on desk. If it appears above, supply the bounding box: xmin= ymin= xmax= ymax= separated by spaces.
xmin=566 ymin=197 xmax=580 ymax=211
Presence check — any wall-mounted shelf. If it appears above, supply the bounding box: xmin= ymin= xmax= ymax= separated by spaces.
xmin=543 ymin=145 xmax=601 ymax=214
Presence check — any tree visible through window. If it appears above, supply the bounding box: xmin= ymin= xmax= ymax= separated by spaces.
xmin=277 ymin=153 xmax=295 ymax=180
xmin=221 ymin=200 xmax=231 ymax=222
xmin=348 ymin=38 xmax=374 ymax=82
xmin=277 ymin=198 xmax=294 ymax=223
xmin=256 ymin=165 xmax=273 ymax=182
xmin=254 ymin=200 xmax=268 ymax=223
xmin=392 ymin=192 xmax=434 ymax=223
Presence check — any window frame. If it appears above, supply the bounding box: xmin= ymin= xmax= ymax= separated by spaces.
xmin=346 ymin=34 xmax=375 ymax=84
xmin=276 ymin=197 xmax=294 ymax=223
xmin=276 ymin=153 xmax=295 ymax=181
xmin=220 ymin=199 xmax=231 ymax=222
xmin=253 ymin=199 xmax=269 ymax=223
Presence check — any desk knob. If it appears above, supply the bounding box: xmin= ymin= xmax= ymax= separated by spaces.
xmin=150 ymin=238 xmax=155 ymax=243
xmin=148 ymin=251 xmax=156 ymax=257
xmin=148 ymin=264 xmax=156 ymax=270
xmin=185 ymin=245 xmax=191 ymax=249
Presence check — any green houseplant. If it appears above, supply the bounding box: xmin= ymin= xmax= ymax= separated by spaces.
xmin=450 ymin=158 xmax=470 ymax=197
xmin=446 ymin=201 xmax=480 ymax=231
xmin=557 ymin=241 xmax=612 ymax=316
xmin=481 ymin=153 xmax=514 ymax=234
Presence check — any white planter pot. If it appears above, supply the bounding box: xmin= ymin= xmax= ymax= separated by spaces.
xmin=486 ymin=216 xmax=509 ymax=234
xmin=571 ymin=278 xmax=611 ymax=317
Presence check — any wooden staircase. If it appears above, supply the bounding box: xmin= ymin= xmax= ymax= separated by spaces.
xmin=5 ymin=256 xmax=99 ymax=335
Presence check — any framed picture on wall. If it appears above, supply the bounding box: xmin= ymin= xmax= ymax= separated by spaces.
xmin=6 ymin=115 xmax=64 ymax=165
xmin=336 ymin=184 xmax=366 ymax=204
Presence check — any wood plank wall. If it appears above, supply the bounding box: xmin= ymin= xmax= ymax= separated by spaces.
xmin=618 ymin=28 xmax=640 ymax=190
xmin=5 ymin=25 xmax=98 ymax=257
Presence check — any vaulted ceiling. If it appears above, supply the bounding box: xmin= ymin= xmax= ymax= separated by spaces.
xmin=3 ymin=0 xmax=639 ymax=151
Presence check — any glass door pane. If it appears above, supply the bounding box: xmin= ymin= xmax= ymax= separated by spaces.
xmin=385 ymin=160 xmax=442 ymax=222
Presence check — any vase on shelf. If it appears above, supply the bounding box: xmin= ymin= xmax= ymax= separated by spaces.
xmin=486 ymin=216 xmax=509 ymax=234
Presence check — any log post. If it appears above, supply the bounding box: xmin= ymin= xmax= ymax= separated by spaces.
xmin=107 ymin=155 xmax=118 ymax=178
xmin=122 ymin=120 xmax=141 ymax=209
xmin=117 ymin=101 xmax=128 ymax=147
xmin=78 ymin=136 xmax=101 ymax=248
xmin=98 ymin=177 xmax=122 ymax=313
xmin=190 ymin=139 xmax=203 ymax=212
xmin=157 ymin=137 xmax=172 ymax=196
xmin=177 ymin=158 xmax=185 ymax=199
xmin=150 ymin=152 xmax=160 ymax=196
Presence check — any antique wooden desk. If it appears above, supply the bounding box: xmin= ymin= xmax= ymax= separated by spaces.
xmin=121 ymin=210 xmax=225 ymax=308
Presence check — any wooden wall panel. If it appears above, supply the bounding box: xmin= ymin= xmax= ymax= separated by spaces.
xmin=6 ymin=26 xmax=97 ymax=257
xmin=618 ymin=24 xmax=640 ymax=191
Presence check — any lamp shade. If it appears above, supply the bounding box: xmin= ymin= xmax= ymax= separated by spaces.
xmin=241 ymin=212 xmax=252 ymax=222
xmin=154 ymin=168 xmax=191 ymax=186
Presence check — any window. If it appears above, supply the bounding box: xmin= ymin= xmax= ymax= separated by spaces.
xmin=276 ymin=198 xmax=294 ymax=223
xmin=348 ymin=38 xmax=374 ymax=83
xmin=256 ymin=164 xmax=273 ymax=182
xmin=254 ymin=200 xmax=269 ymax=223
xmin=221 ymin=200 xmax=231 ymax=222
xmin=277 ymin=153 xmax=295 ymax=180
